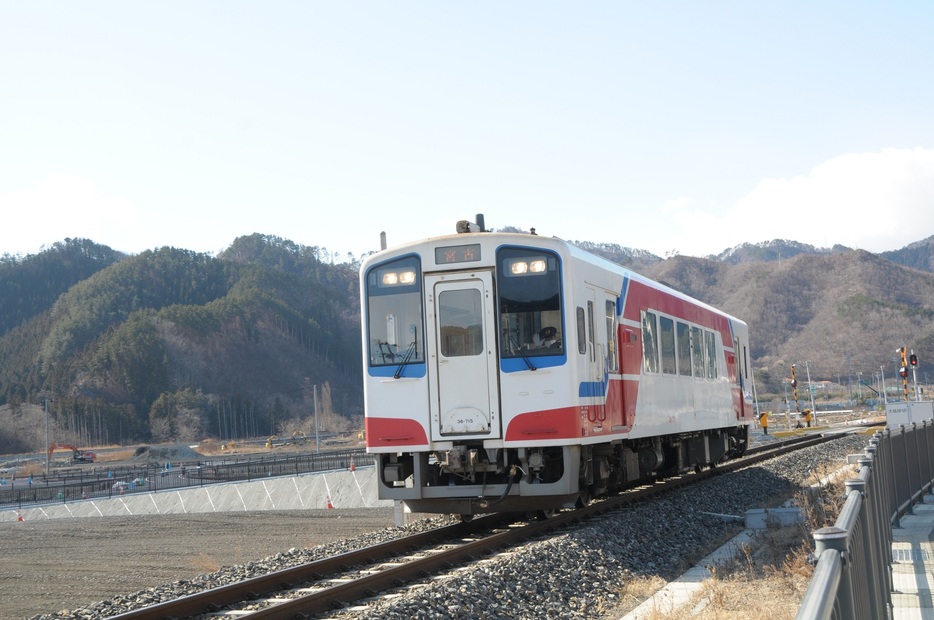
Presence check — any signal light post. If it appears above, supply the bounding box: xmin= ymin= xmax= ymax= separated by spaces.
xmin=898 ymin=347 xmax=910 ymax=401
xmin=791 ymin=364 xmax=800 ymax=416
xmin=910 ymin=350 xmax=920 ymax=401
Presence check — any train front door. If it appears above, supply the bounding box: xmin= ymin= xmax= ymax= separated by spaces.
xmin=425 ymin=272 xmax=501 ymax=441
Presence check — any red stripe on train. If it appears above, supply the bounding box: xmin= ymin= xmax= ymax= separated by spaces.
xmin=505 ymin=407 xmax=581 ymax=442
xmin=365 ymin=417 xmax=428 ymax=448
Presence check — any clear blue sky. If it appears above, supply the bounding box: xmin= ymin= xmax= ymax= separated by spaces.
xmin=3 ymin=2 xmax=933 ymax=261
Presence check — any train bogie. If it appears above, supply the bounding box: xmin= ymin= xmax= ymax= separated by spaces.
xmin=361 ymin=216 xmax=753 ymax=516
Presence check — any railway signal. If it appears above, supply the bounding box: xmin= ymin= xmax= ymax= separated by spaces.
xmin=791 ymin=364 xmax=800 ymax=414
xmin=898 ymin=347 xmax=910 ymax=400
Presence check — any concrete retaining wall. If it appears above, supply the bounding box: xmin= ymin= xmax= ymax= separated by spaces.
xmin=0 ymin=465 xmax=390 ymax=522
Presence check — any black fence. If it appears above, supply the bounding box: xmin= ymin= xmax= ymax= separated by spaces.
xmin=0 ymin=448 xmax=369 ymax=511
xmin=795 ymin=422 xmax=934 ymax=618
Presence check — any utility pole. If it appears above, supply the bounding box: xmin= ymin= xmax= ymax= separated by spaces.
xmin=805 ymin=360 xmax=817 ymax=423
xmin=44 ymin=395 xmax=51 ymax=476
xmin=313 ymin=385 xmax=320 ymax=453
xmin=881 ymin=366 xmax=887 ymax=405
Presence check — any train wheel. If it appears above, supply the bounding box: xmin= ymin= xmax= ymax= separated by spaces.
xmin=534 ymin=509 xmax=557 ymax=521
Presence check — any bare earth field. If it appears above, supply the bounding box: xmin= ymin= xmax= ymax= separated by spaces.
xmin=0 ymin=508 xmax=396 ymax=619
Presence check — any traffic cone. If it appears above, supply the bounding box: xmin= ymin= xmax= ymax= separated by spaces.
xmin=326 ymin=494 xmax=333 ymax=509
xmin=16 ymin=511 xmax=24 ymax=522
xmin=349 ymin=457 xmax=356 ymax=472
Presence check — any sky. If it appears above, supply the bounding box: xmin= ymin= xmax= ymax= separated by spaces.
xmin=2 ymin=2 xmax=934 ymax=262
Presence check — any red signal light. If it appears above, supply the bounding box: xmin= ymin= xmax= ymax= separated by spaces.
xmin=910 ymin=354 xmax=918 ymax=367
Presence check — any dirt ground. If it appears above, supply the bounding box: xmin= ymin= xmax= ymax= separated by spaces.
xmin=0 ymin=508 xmax=396 ymax=619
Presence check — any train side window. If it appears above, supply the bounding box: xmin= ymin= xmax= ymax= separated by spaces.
xmin=605 ymin=299 xmax=618 ymax=373
xmin=705 ymin=330 xmax=717 ymax=379
xmin=659 ymin=316 xmax=676 ymax=375
xmin=587 ymin=301 xmax=595 ymax=362
xmin=691 ymin=326 xmax=705 ymax=378
xmin=576 ymin=307 xmax=586 ymax=355
xmin=641 ymin=310 xmax=659 ymax=374
xmin=676 ymin=321 xmax=691 ymax=377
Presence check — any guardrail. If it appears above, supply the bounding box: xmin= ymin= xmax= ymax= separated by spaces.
xmin=797 ymin=421 xmax=934 ymax=619
xmin=0 ymin=448 xmax=368 ymax=510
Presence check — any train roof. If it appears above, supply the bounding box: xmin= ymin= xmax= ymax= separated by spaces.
xmin=362 ymin=227 xmax=746 ymax=328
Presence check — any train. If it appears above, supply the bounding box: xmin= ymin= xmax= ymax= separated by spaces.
xmin=361 ymin=215 xmax=754 ymax=517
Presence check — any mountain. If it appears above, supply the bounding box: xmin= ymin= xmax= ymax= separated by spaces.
xmin=0 ymin=235 xmax=361 ymax=453
xmin=880 ymin=235 xmax=934 ymax=273
xmin=2 ymin=231 xmax=934 ymax=453
xmin=711 ymin=239 xmax=848 ymax=264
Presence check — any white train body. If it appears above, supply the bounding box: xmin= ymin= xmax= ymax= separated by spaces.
xmin=361 ymin=220 xmax=753 ymax=515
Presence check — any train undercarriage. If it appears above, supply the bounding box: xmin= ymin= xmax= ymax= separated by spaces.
xmin=375 ymin=425 xmax=750 ymax=516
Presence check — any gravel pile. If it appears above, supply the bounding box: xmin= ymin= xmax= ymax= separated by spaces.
xmin=30 ymin=433 xmax=870 ymax=620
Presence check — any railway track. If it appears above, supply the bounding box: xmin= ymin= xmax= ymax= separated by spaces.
xmin=107 ymin=430 xmax=859 ymax=620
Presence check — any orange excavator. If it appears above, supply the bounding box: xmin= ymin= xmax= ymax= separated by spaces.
xmin=48 ymin=443 xmax=96 ymax=463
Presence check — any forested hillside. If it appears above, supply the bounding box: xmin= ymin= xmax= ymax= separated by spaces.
xmin=0 ymin=238 xmax=125 ymax=337
xmin=2 ymin=230 xmax=934 ymax=454
xmin=0 ymin=235 xmax=361 ymax=453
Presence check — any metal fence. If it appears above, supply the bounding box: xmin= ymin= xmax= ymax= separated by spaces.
xmin=797 ymin=421 xmax=934 ymax=619
xmin=0 ymin=448 xmax=368 ymax=510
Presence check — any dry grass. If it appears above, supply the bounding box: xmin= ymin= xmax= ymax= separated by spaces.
xmin=609 ymin=462 xmax=851 ymax=619
xmin=20 ymin=461 xmax=44 ymax=476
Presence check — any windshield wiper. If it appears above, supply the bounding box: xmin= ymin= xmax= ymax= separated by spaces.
xmin=393 ymin=342 xmax=417 ymax=379
xmin=507 ymin=332 xmax=536 ymax=371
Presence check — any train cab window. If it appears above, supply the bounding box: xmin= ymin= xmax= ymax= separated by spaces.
xmin=691 ymin=326 xmax=705 ymax=378
xmin=497 ymin=247 xmax=563 ymax=358
xmin=364 ymin=255 xmax=424 ymax=367
xmin=706 ymin=330 xmax=718 ymax=379
xmin=676 ymin=321 xmax=692 ymax=377
xmin=659 ymin=316 xmax=676 ymax=375
xmin=641 ymin=310 xmax=659 ymax=374
xmin=605 ymin=299 xmax=618 ymax=373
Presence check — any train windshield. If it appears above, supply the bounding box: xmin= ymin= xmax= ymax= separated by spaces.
xmin=497 ymin=247 xmax=563 ymax=358
xmin=364 ymin=255 xmax=424 ymax=368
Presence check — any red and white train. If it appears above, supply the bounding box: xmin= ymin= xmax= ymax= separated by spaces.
xmin=361 ymin=216 xmax=754 ymax=517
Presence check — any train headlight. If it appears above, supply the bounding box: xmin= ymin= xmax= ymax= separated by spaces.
xmin=507 ymin=256 xmax=549 ymax=276
xmin=380 ymin=270 xmax=416 ymax=286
